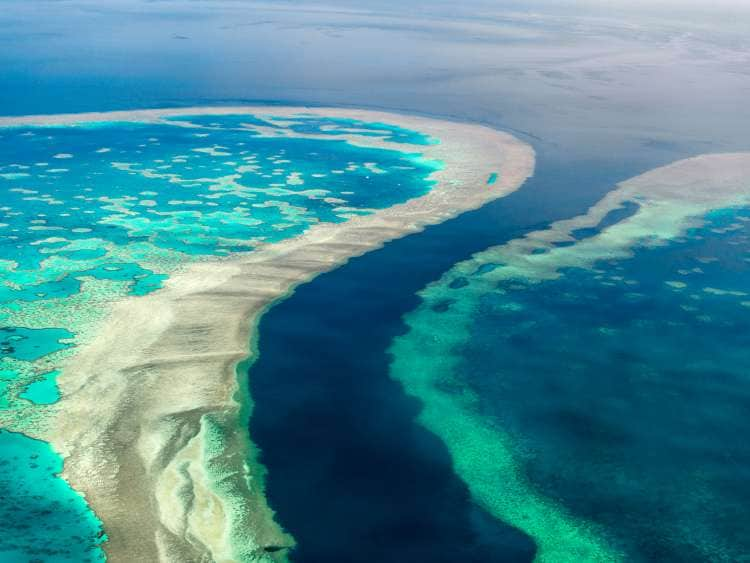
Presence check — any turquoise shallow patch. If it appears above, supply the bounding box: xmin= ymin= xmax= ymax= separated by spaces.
xmin=264 ymin=115 xmax=438 ymax=145
xmin=59 ymin=249 xmax=107 ymax=261
xmin=0 ymin=430 xmax=106 ymax=562
xmin=0 ymin=277 xmax=82 ymax=304
xmin=19 ymin=370 xmax=60 ymax=405
xmin=0 ymin=327 xmax=73 ymax=362
xmin=76 ymin=263 xmax=168 ymax=295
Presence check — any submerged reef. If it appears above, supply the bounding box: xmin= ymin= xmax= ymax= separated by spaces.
xmin=389 ymin=153 xmax=750 ymax=562
xmin=0 ymin=107 xmax=534 ymax=561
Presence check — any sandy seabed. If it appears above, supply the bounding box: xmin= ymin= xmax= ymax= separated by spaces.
xmin=0 ymin=106 xmax=536 ymax=562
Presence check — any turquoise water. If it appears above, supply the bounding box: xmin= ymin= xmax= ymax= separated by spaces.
xmin=391 ymin=201 xmax=750 ymax=561
xmin=1 ymin=328 xmax=73 ymax=362
xmin=0 ymin=430 xmax=106 ymax=562
xmin=0 ymin=112 xmax=441 ymax=559
xmin=19 ymin=370 xmax=60 ymax=405
xmin=1 ymin=2 xmax=748 ymax=560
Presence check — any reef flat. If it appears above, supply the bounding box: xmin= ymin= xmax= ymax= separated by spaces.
xmin=390 ymin=153 xmax=750 ymax=562
xmin=0 ymin=107 xmax=534 ymax=561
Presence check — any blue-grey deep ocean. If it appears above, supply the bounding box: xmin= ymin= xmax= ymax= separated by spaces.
xmin=2 ymin=1 xmax=749 ymax=561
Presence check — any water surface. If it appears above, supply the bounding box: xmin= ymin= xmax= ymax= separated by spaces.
xmin=0 ymin=112 xmax=440 ymax=559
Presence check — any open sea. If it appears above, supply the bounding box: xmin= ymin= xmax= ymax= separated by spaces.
xmin=1 ymin=1 xmax=749 ymax=561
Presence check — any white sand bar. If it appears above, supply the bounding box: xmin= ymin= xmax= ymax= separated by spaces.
xmin=1 ymin=107 xmax=535 ymax=561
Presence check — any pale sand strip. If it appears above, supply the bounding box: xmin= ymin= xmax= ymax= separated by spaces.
xmin=461 ymin=152 xmax=750 ymax=282
xmin=4 ymin=107 xmax=535 ymax=561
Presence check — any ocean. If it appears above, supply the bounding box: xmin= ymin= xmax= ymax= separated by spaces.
xmin=1 ymin=1 xmax=748 ymax=561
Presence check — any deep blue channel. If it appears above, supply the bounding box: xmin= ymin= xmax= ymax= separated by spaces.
xmin=247 ymin=147 xmax=666 ymax=561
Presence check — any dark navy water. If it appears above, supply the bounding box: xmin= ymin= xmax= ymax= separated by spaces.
xmin=2 ymin=1 xmax=749 ymax=560
xmin=248 ymin=151 xmax=667 ymax=561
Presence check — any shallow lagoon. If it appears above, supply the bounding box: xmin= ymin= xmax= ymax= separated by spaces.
xmin=1 ymin=1 xmax=749 ymax=560
xmin=0 ymin=113 xmax=441 ymax=560
xmin=0 ymin=430 xmax=106 ymax=562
